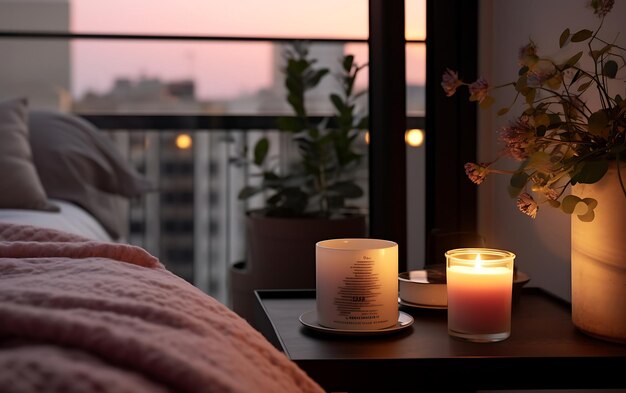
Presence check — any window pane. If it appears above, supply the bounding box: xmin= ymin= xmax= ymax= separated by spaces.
xmin=406 ymin=41 xmax=425 ymax=269
xmin=406 ymin=0 xmax=426 ymax=40
xmin=70 ymin=0 xmax=368 ymax=39
xmin=407 ymin=43 xmax=425 ymax=115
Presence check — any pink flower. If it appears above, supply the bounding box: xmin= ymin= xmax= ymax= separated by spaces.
xmin=526 ymin=60 xmax=558 ymax=87
xmin=498 ymin=116 xmax=537 ymax=161
xmin=590 ymin=0 xmax=614 ymax=17
xmin=469 ymin=78 xmax=490 ymax=103
xmin=464 ymin=162 xmax=491 ymax=185
xmin=518 ymin=42 xmax=538 ymax=66
xmin=517 ymin=192 xmax=538 ymax=218
xmin=441 ymin=68 xmax=462 ymax=97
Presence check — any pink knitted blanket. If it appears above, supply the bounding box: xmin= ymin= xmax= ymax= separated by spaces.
xmin=0 ymin=223 xmax=324 ymax=393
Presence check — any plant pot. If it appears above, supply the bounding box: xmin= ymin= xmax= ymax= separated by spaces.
xmin=230 ymin=212 xmax=367 ymax=325
xmin=571 ymin=161 xmax=626 ymax=343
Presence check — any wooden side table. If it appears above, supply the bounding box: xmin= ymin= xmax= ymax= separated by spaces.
xmin=255 ymin=288 xmax=626 ymax=392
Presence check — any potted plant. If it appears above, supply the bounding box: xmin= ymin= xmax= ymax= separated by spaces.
xmin=442 ymin=0 xmax=625 ymax=342
xmin=230 ymin=43 xmax=369 ymax=322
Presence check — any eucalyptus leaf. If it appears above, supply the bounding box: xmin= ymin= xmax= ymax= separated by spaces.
xmin=510 ymin=171 xmax=529 ymax=189
xmin=573 ymin=201 xmax=589 ymax=216
xmin=497 ymin=107 xmax=510 ymax=116
xmin=582 ymin=197 xmax=598 ymax=210
xmin=603 ymin=60 xmax=618 ymax=78
xmin=571 ymin=29 xmax=593 ymax=42
xmin=525 ymin=89 xmax=536 ymax=105
xmin=548 ymin=113 xmax=562 ymax=125
xmin=561 ymin=195 xmax=581 ymax=214
xmin=577 ymin=210 xmax=595 ymax=222
xmin=548 ymin=199 xmax=561 ymax=208
xmin=588 ymin=110 xmax=609 ymax=136
xmin=577 ymin=80 xmax=592 ymax=92
xmin=564 ymin=51 xmax=583 ymax=68
xmin=559 ymin=28 xmax=570 ymax=48
xmin=479 ymin=95 xmax=495 ymax=108
xmin=507 ymin=185 xmax=523 ymax=198
xmin=571 ymin=160 xmax=609 ymax=184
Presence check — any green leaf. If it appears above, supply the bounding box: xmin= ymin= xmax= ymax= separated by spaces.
xmin=582 ymin=197 xmax=598 ymax=210
xmin=342 ymin=55 xmax=354 ymax=72
xmin=561 ymin=195 xmax=581 ymax=214
xmin=497 ymin=107 xmax=510 ymax=116
xmin=577 ymin=210 xmax=595 ymax=222
xmin=588 ymin=109 xmax=609 ymax=136
xmin=356 ymin=116 xmax=368 ymax=130
xmin=548 ymin=199 xmax=561 ymax=208
xmin=238 ymin=186 xmax=261 ymax=200
xmin=507 ymin=185 xmax=523 ymax=198
xmin=571 ymin=29 xmax=593 ymax=42
xmin=603 ymin=60 xmax=618 ymax=78
xmin=329 ymin=181 xmax=364 ymax=198
xmin=253 ymin=138 xmax=269 ymax=166
xmin=330 ymin=93 xmax=345 ymax=113
xmin=276 ymin=116 xmax=303 ymax=132
xmin=536 ymin=125 xmax=547 ymax=137
xmin=308 ymin=69 xmax=329 ymax=88
xmin=559 ymin=28 xmax=570 ymax=48
xmin=510 ymin=171 xmax=529 ymax=189
xmin=571 ymin=160 xmax=609 ymax=184
xmin=564 ymin=51 xmax=583 ymax=68
xmin=534 ymin=113 xmax=550 ymax=127
xmin=548 ymin=113 xmax=562 ymax=125
xmin=515 ymin=75 xmax=528 ymax=92
xmin=479 ymin=95 xmax=495 ymax=108
xmin=591 ymin=44 xmax=613 ymax=61
xmin=573 ymin=201 xmax=589 ymax=215
xmin=525 ymin=88 xmax=536 ymax=105
xmin=577 ymin=80 xmax=592 ymax=92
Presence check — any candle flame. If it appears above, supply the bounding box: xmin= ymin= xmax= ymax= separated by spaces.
xmin=475 ymin=254 xmax=482 ymax=270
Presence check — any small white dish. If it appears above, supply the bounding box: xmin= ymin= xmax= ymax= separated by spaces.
xmin=398 ymin=297 xmax=447 ymax=310
xmin=299 ymin=310 xmax=414 ymax=336
xmin=398 ymin=267 xmax=448 ymax=308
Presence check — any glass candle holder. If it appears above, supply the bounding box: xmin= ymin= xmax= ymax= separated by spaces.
xmin=316 ymin=238 xmax=398 ymax=330
xmin=445 ymin=248 xmax=515 ymax=342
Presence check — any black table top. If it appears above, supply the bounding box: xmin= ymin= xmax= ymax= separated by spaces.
xmin=255 ymin=288 xmax=626 ymax=392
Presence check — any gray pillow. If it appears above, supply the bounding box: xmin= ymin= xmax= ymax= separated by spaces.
xmin=0 ymin=98 xmax=58 ymax=212
xmin=28 ymin=110 xmax=154 ymax=239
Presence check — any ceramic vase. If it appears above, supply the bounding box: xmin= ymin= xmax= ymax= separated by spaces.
xmin=571 ymin=161 xmax=626 ymax=343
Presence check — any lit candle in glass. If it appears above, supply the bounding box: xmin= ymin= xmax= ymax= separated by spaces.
xmin=446 ymin=248 xmax=515 ymax=342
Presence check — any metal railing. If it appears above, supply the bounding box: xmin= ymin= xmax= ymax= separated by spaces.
xmin=86 ymin=114 xmax=424 ymax=306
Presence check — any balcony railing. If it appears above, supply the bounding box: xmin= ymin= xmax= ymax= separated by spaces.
xmin=84 ymin=114 xmax=424 ymax=306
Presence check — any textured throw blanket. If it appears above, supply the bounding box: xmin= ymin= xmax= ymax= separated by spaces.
xmin=0 ymin=223 xmax=324 ymax=393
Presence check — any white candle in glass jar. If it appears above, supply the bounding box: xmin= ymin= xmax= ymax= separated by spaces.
xmin=316 ymin=238 xmax=398 ymax=330
xmin=446 ymin=248 xmax=515 ymax=342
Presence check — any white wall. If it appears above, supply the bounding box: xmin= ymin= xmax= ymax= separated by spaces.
xmin=478 ymin=0 xmax=626 ymax=301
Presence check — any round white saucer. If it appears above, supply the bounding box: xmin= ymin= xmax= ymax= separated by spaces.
xmin=398 ymin=297 xmax=447 ymax=310
xmin=299 ymin=310 xmax=414 ymax=336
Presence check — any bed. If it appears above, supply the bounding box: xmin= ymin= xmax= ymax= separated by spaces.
xmin=0 ymin=98 xmax=324 ymax=393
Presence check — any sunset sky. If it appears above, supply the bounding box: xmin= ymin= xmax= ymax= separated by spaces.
xmin=71 ymin=0 xmax=425 ymax=100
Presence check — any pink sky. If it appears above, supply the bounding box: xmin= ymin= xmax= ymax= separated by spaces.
xmin=71 ymin=0 xmax=425 ymax=100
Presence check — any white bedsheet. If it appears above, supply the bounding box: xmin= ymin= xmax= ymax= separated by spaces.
xmin=0 ymin=199 xmax=112 ymax=242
